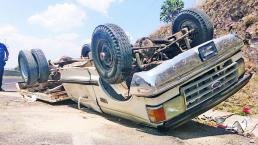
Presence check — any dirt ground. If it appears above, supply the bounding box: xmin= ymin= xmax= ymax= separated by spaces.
xmin=216 ymin=74 xmax=258 ymax=115
xmin=0 ymin=78 xmax=257 ymax=145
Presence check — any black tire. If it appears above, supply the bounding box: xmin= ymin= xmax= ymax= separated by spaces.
xmin=81 ymin=44 xmax=91 ymax=57
xmin=91 ymin=24 xmax=132 ymax=84
xmin=18 ymin=50 xmax=38 ymax=85
xmin=172 ymin=8 xmax=214 ymax=47
xmin=31 ymin=49 xmax=49 ymax=83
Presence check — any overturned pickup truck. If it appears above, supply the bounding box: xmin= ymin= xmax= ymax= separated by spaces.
xmin=17 ymin=9 xmax=252 ymax=129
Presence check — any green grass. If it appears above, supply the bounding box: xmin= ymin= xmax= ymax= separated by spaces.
xmin=3 ymin=76 xmax=22 ymax=79
xmin=3 ymin=70 xmax=21 ymax=77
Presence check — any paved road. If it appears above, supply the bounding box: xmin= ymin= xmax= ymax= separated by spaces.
xmin=0 ymin=91 xmax=257 ymax=145
xmin=0 ymin=77 xmax=257 ymax=145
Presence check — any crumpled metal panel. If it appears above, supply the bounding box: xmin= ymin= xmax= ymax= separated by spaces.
xmin=60 ymin=67 xmax=99 ymax=84
xmin=130 ymin=34 xmax=244 ymax=97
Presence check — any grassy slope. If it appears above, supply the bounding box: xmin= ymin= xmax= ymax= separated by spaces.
xmin=148 ymin=0 xmax=258 ymax=115
xmin=215 ymin=74 xmax=258 ymax=115
xmin=200 ymin=0 xmax=258 ymax=115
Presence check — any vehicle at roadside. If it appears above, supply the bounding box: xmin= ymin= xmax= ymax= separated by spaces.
xmin=17 ymin=8 xmax=252 ymax=129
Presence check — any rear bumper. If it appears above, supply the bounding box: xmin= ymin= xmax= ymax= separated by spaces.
xmin=161 ymin=73 xmax=252 ymax=128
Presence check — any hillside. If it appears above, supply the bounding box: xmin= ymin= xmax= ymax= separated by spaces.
xmin=200 ymin=0 xmax=258 ymax=114
xmin=200 ymin=0 xmax=258 ymax=70
xmin=149 ymin=0 xmax=258 ymax=115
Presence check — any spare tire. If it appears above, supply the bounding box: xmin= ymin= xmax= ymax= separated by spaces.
xmin=91 ymin=24 xmax=132 ymax=84
xmin=31 ymin=49 xmax=49 ymax=83
xmin=18 ymin=50 xmax=38 ymax=85
xmin=172 ymin=8 xmax=214 ymax=47
xmin=81 ymin=44 xmax=91 ymax=57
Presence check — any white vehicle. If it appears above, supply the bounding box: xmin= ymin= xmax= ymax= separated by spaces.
xmin=17 ymin=9 xmax=252 ymax=130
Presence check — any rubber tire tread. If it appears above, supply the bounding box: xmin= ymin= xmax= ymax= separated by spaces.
xmin=92 ymin=23 xmax=132 ymax=84
xmin=18 ymin=50 xmax=38 ymax=85
xmin=81 ymin=44 xmax=91 ymax=57
xmin=172 ymin=8 xmax=214 ymax=47
xmin=31 ymin=49 xmax=49 ymax=83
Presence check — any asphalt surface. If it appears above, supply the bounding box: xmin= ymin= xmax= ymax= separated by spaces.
xmin=0 ymin=77 xmax=257 ymax=145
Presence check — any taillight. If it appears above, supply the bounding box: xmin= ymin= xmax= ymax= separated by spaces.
xmin=147 ymin=106 xmax=166 ymax=123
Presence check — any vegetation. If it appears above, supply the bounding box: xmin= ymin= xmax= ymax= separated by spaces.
xmin=200 ymin=0 xmax=258 ymax=115
xmin=160 ymin=0 xmax=184 ymax=23
xmin=215 ymin=74 xmax=258 ymax=115
xmin=4 ymin=70 xmax=21 ymax=77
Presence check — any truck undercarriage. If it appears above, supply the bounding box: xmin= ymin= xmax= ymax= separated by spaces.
xmin=16 ymin=8 xmax=252 ymax=129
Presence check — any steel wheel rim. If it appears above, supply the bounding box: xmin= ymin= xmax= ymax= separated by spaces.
xmin=98 ymin=40 xmax=114 ymax=71
xmin=181 ymin=20 xmax=198 ymax=40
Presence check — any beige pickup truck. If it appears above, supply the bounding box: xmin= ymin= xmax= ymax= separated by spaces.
xmin=17 ymin=9 xmax=252 ymax=130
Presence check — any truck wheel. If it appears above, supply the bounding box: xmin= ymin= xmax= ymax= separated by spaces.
xmin=172 ymin=8 xmax=214 ymax=47
xmin=31 ymin=49 xmax=49 ymax=83
xmin=91 ymin=24 xmax=132 ymax=84
xmin=18 ymin=50 xmax=38 ymax=85
xmin=81 ymin=44 xmax=91 ymax=57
